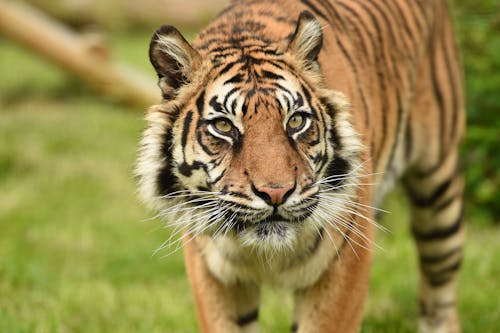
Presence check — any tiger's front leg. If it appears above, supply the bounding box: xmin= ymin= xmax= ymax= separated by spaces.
xmin=292 ymin=216 xmax=375 ymax=333
xmin=184 ymin=238 xmax=261 ymax=333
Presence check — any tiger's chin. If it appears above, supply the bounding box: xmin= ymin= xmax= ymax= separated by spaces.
xmin=206 ymin=210 xmax=319 ymax=255
xmin=236 ymin=221 xmax=299 ymax=253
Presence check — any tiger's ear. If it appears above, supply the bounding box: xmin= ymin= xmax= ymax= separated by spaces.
xmin=149 ymin=25 xmax=202 ymax=100
xmin=287 ymin=11 xmax=323 ymax=69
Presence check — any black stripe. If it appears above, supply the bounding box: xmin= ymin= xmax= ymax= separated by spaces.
xmin=219 ymin=200 xmax=255 ymax=212
xmin=261 ymin=70 xmax=284 ymax=81
xmin=446 ymin=11 xmax=463 ymax=145
xmin=404 ymin=115 xmax=413 ymax=161
xmin=196 ymin=91 xmax=205 ymax=115
xmin=346 ymin=0 xmax=389 ymax=164
xmin=325 ymin=156 xmax=350 ymax=188
xmin=426 ymin=259 xmax=462 ymax=287
xmin=222 ymin=190 xmax=251 ymax=200
xmin=370 ymin=1 xmax=409 ymax=176
xmin=385 ymin=93 xmax=403 ymax=171
xmin=308 ymin=123 xmax=322 ymax=146
xmin=412 ymin=210 xmax=463 ymax=241
xmin=236 ymin=308 xmax=259 ymax=326
xmin=300 ymin=0 xmax=329 ymax=21
xmin=212 ymin=50 xmax=240 ymax=59
xmin=428 ymin=275 xmax=454 ymax=288
xmin=335 ymin=4 xmax=370 ymax=61
xmin=435 ymin=193 xmax=461 ymax=212
xmin=420 ymin=247 xmax=461 ymax=264
xmin=442 ymin=21 xmax=459 ymax=147
xmin=197 ymin=130 xmax=217 ymax=156
xmin=208 ymin=169 xmax=226 ymax=185
xmin=388 ymin=0 xmax=419 ymax=51
xmin=178 ymin=161 xmax=205 ymax=177
xmin=310 ymin=227 xmax=324 ymax=253
xmin=181 ymin=111 xmax=193 ymax=150
xmin=429 ymin=19 xmax=446 ymax=166
xmin=157 ymin=128 xmax=179 ymax=195
xmin=340 ymin=1 xmax=389 ymax=163
xmin=364 ymin=0 xmax=406 ymax=85
xmin=322 ymin=100 xmax=341 ymax=149
xmin=291 ymin=322 xmax=299 ymax=332
xmin=223 ymin=87 xmax=241 ymax=114
xmin=300 ymin=83 xmax=313 ymax=106
xmin=413 ymin=0 xmax=429 ymax=31
xmin=196 ymin=38 xmax=225 ymax=51
xmin=217 ymin=59 xmax=242 ymax=76
xmin=336 ymin=37 xmax=371 ymax=130
xmin=407 ymin=0 xmax=426 ymax=37
xmin=257 ymin=9 xmax=297 ymax=26
xmin=413 ymin=161 xmax=443 ymax=178
xmin=407 ymin=177 xmax=454 ymax=207
xmin=334 ymin=3 xmax=373 ymax=129
xmin=224 ymin=73 xmax=245 ymax=85
xmin=209 ymin=96 xmax=227 ymax=114
xmin=272 ymin=83 xmax=294 ymax=103
xmin=336 ymin=2 xmax=377 ymax=55
xmin=437 ymin=17 xmax=449 ymax=162
xmin=265 ymin=59 xmax=287 ymax=71
xmin=365 ymin=0 xmax=396 ymax=46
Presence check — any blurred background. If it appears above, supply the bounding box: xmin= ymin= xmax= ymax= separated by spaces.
xmin=0 ymin=0 xmax=498 ymax=332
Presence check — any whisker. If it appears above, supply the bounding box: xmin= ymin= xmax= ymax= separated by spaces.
xmin=159 ymin=189 xmax=220 ymax=199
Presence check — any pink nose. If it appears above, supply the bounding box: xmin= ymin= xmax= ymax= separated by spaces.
xmin=256 ymin=185 xmax=295 ymax=206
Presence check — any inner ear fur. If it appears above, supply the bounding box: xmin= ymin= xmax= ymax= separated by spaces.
xmin=287 ymin=11 xmax=323 ymax=68
xmin=149 ymin=25 xmax=201 ymax=100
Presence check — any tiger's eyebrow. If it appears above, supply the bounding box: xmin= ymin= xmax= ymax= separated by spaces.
xmin=294 ymin=91 xmax=305 ymax=108
xmin=209 ymin=96 xmax=231 ymax=115
xmin=223 ymin=87 xmax=241 ymax=115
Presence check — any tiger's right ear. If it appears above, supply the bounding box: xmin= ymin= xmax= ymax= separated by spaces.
xmin=149 ymin=25 xmax=202 ymax=100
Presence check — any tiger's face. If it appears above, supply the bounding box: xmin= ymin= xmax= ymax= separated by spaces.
xmin=137 ymin=14 xmax=362 ymax=253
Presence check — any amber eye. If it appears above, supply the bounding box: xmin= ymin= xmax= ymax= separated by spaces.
xmin=214 ymin=118 xmax=233 ymax=133
xmin=287 ymin=114 xmax=305 ymax=130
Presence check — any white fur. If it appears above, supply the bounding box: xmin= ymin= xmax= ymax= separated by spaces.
xmin=136 ymin=109 xmax=171 ymax=211
xmin=293 ymin=19 xmax=323 ymax=62
xmin=156 ymin=34 xmax=193 ymax=73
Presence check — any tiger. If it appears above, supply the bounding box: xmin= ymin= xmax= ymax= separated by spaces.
xmin=136 ymin=0 xmax=465 ymax=332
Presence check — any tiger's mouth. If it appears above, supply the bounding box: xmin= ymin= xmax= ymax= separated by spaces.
xmin=234 ymin=213 xmax=292 ymax=233
xmin=227 ymin=212 xmax=312 ymax=250
xmin=231 ymin=211 xmax=316 ymax=243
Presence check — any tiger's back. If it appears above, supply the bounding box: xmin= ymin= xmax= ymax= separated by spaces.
xmin=137 ymin=0 xmax=465 ymax=332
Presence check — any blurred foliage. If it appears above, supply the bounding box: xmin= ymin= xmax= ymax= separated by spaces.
xmin=24 ymin=0 xmax=225 ymax=31
xmin=453 ymin=0 xmax=500 ymax=223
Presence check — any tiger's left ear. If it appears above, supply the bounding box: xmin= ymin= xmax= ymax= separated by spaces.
xmin=287 ymin=11 xmax=323 ymax=69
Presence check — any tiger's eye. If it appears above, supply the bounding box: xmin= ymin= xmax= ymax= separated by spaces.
xmin=214 ymin=119 xmax=233 ymax=133
xmin=288 ymin=114 xmax=304 ymax=129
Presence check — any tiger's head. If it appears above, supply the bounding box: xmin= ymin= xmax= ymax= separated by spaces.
xmin=137 ymin=12 xmax=363 ymax=254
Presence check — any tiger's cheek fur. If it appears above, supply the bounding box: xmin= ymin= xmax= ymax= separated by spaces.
xmin=299 ymin=113 xmax=334 ymax=178
xmin=171 ymin=121 xmax=219 ymax=191
xmin=136 ymin=107 xmax=181 ymax=210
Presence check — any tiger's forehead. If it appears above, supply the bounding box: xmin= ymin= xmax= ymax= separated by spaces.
xmin=201 ymin=52 xmax=306 ymax=121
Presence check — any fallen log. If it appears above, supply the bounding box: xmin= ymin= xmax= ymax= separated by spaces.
xmin=0 ymin=1 xmax=159 ymax=108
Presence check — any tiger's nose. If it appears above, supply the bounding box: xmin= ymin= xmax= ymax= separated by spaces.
xmin=252 ymin=184 xmax=295 ymax=206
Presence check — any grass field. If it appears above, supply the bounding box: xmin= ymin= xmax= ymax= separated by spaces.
xmin=0 ymin=32 xmax=499 ymax=333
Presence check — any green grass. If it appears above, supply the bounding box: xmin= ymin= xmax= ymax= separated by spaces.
xmin=0 ymin=32 xmax=499 ymax=332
